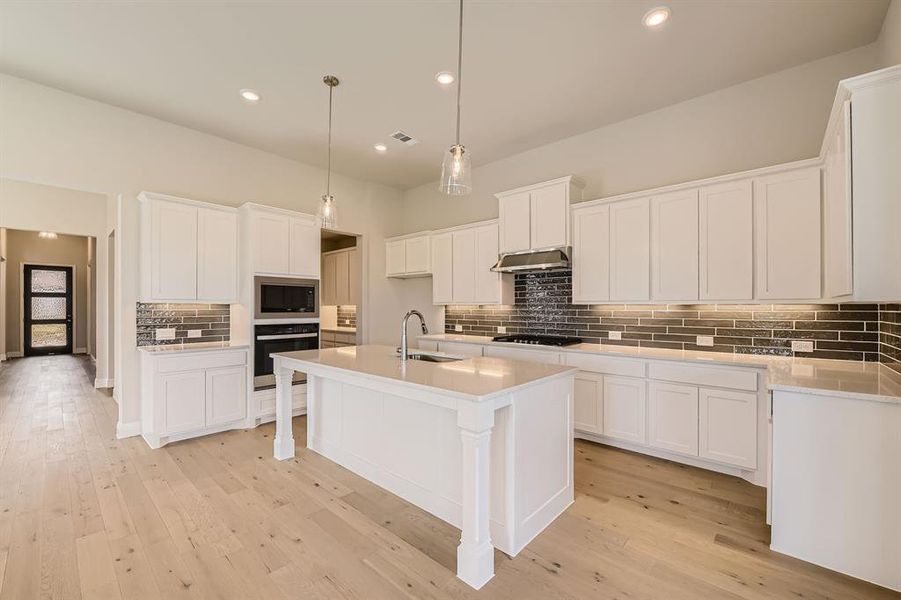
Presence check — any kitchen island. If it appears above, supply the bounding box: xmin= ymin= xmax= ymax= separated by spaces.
xmin=271 ymin=345 xmax=577 ymax=589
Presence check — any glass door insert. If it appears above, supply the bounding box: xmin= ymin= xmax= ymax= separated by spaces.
xmin=24 ymin=265 xmax=73 ymax=356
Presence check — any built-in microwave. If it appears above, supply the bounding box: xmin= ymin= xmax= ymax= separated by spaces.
xmin=254 ymin=276 xmax=319 ymax=320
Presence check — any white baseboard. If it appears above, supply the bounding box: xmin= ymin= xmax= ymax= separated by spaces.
xmin=5 ymin=351 xmax=22 ymax=359
xmin=116 ymin=420 xmax=141 ymax=439
xmin=0 ymin=353 xmax=5 ymax=362
xmin=94 ymin=378 xmax=115 ymax=389
xmin=75 ymin=347 xmax=87 ymax=354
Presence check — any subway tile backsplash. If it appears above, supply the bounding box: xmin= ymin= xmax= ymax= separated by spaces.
xmin=136 ymin=303 xmax=230 ymax=346
xmin=444 ymin=271 xmax=901 ymax=365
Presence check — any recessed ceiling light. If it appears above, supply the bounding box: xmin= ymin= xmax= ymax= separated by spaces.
xmin=435 ymin=71 xmax=455 ymax=85
xmin=239 ymin=88 xmax=261 ymax=102
xmin=642 ymin=6 xmax=670 ymax=28
xmin=374 ymin=143 xmax=388 ymax=153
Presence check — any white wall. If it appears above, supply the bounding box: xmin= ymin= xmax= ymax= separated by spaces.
xmin=401 ymin=44 xmax=882 ymax=232
xmin=879 ymin=0 xmax=901 ymax=66
xmin=0 ymin=228 xmax=6 ymax=360
xmin=0 ymin=74 xmax=433 ymax=433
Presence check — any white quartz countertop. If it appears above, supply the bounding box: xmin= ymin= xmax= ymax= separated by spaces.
xmin=271 ymin=344 xmax=577 ymax=401
xmin=137 ymin=341 xmax=249 ymax=354
xmin=419 ymin=334 xmax=901 ymax=403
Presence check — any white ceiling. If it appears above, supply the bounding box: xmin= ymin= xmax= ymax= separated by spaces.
xmin=0 ymin=0 xmax=890 ymax=190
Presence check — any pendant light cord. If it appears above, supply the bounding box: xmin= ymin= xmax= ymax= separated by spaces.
xmin=455 ymin=0 xmax=463 ymax=146
xmin=327 ymin=83 xmax=333 ymax=196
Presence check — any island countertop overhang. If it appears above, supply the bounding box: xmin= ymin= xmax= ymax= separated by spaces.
xmin=271 ymin=344 xmax=578 ymax=402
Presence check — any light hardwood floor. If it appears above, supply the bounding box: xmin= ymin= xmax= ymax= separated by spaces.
xmin=0 ymin=355 xmax=896 ymax=599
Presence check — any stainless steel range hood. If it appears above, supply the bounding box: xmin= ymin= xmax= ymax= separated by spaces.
xmin=490 ymin=247 xmax=571 ymax=273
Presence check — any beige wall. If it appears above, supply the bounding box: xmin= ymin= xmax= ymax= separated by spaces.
xmin=0 ymin=73 xmax=434 ymax=430
xmin=880 ymin=0 xmax=901 ymax=65
xmin=0 ymin=228 xmax=6 ymax=359
xmin=4 ymin=229 xmax=90 ymax=354
xmin=401 ymin=44 xmax=882 ymax=232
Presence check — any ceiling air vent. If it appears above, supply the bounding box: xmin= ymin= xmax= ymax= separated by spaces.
xmin=390 ymin=130 xmax=419 ymax=146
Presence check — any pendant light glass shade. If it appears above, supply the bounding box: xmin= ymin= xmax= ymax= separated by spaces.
xmin=319 ymin=194 xmax=337 ymax=229
xmin=439 ymin=144 xmax=472 ymax=195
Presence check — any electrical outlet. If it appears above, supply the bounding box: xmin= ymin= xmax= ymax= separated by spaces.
xmin=608 ymin=331 xmax=622 ymax=341
xmin=792 ymin=340 xmax=814 ymax=353
xmin=455 ymin=324 xmax=463 ymax=332
xmin=696 ymin=335 xmax=715 ymax=347
xmin=187 ymin=329 xmax=202 ymax=339
xmin=497 ymin=326 xmax=507 ymax=334
xmin=156 ymin=328 xmax=176 ymax=341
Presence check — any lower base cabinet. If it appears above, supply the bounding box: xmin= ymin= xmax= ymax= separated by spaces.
xmin=602 ymin=375 xmax=647 ymax=444
xmin=160 ymin=370 xmax=206 ymax=435
xmin=648 ymin=381 xmax=699 ymax=457
xmin=206 ymin=366 xmax=248 ymax=426
xmin=699 ymin=388 xmax=757 ymax=469
xmin=573 ymin=374 xmax=603 ymax=434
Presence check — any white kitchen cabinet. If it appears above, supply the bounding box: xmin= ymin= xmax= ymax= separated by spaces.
xmin=648 ymin=381 xmax=699 ymax=457
xmin=602 ymin=375 xmax=646 ymax=444
xmin=385 ymin=233 xmax=431 ymax=278
xmin=246 ymin=204 xmax=320 ymax=278
xmin=474 ymin=224 xmax=503 ymax=304
xmin=197 ymin=208 xmax=238 ymax=302
xmin=571 ymin=203 xmax=610 ymax=304
xmin=290 ymin=216 xmax=321 ymax=278
xmin=699 ymin=388 xmax=757 ymax=469
xmin=140 ymin=347 xmax=250 ymax=449
xmin=754 ymin=167 xmax=821 ymax=300
xmin=206 ymin=366 xmax=247 ymax=426
xmin=573 ymin=374 xmax=603 ymax=434
xmin=160 ymin=370 xmax=206 ymax=435
xmin=140 ymin=192 xmax=239 ymax=303
xmin=609 ymin=198 xmax=650 ymax=302
xmin=651 ymin=189 xmax=699 ymax=301
xmin=452 ymin=228 xmax=476 ymax=304
xmin=698 ymin=180 xmax=753 ymax=301
xmin=496 ymin=176 xmax=582 ymax=253
xmin=431 ymin=233 xmax=454 ymax=304
xmin=822 ymin=100 xmax=853 ymax=299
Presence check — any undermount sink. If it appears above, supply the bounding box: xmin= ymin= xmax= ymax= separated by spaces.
xmin=398 ymin=351 xmax=465 ymax=363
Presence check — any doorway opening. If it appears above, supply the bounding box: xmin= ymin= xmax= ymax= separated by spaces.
xmin=24 ymin=264 xmax=73 ymax=356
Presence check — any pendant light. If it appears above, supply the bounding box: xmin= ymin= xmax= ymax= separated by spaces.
xmin=439 ymin=0 xmax=472 ymax=195
xmin=319 ymin=75 xmax=340 ymax=229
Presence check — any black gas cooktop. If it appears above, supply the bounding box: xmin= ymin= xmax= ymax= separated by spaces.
xmin=491 ymin=334 xmax=582 ymax=347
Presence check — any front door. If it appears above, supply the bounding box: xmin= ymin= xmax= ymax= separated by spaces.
xmin=24 ymin=265 xmax=73 ymax=356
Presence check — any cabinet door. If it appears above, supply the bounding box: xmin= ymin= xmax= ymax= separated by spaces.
xmin=385 ymin=240 xmax=406 ymax=276
xmin=254 ymin=213 xmax=291 ymax=275
xmin=150 ymin=200 xmax=198 ymax=300
xmin=699 ymin=180 xmax=753 ymax=300
xmin=699 ymin=388 xmax=757 ymax=469
xmin=347 ymin=248 xmax=360 ymax=305
xmin=754 ymin=168 xmax=821 ymax=299
xmin=648 ymin=381 xmax=699 ymax=457
xmin=321 ymin=253 xmax=337 ymax=306
xmin=823 ymin=101 xmax=853 ymax=298
xmin=404 ymin=236 xmax=430 ymax=274
xmin=498 ymin=191 xmax=532 ymax=253
xmin=160 ymin=370 xmax=206 ymax=435
xmin=602 ymin=375 xmax=646 ymax=444
xmin=452 ymin=228 xmax=476 ymax=304
xmin=574 ymin=375 xmax=602 ymax=434
xmin=609 ymin=198 xmax=650 ymax=301
xmin=206 ymin=365 xmax=247 ymax=426
xmin=572 ymin=205 xmax=610 ymax=303
xmin=335 ymin=250 xmax=350 ymax=305
xmin=431 ymin=233 xmax=454 ymax=304
xmin=197 ymin=208 xmax=237 ymax=302
xmin=290 ymin=217 xmax=320 ymax=278
xmin=651 ymin=190 xmax=698 ymax=301
xmin=530 ymin=183 xmax=568 ymax=249
xmin=474 ymin=224 xmax=501 ymax=304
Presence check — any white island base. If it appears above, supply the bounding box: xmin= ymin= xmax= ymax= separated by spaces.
xmin=271 ymin=345 xmax=577 ymax=589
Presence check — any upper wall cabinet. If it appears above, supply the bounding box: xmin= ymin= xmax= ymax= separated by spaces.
xmin=322 ymin=247 xmax=358 ymax=306
xmin=754 ymin=168 xmax=821 ymax=300
xmin=822 ymin=100 xmax=852 ymax=299
xmin=609 ymin=198 xmax=650 ymax=302
xmin=651 ymin=189 xmax=698 ymax=301
xmin=431 ymin=221 xmax=513 ymax=305
xmin=699 ymin=180 xmax=753 ymax=301
xmin=245 ymin=204 xmax=320 ymax=279
xmin=572 ymin=204 xmax=610 ymax=304
xmin=385 ymin=233 xmax=431 ymax=278
xmin=496 ymin=176 xmax=583 ymax=254
xmin=139 ymin=192 xmax=238 ymax=303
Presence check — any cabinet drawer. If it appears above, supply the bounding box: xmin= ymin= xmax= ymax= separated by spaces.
xmin=334 ymin=332 xmax=356 ymax=344
xmin=156 ymin=350 xmax=247 ymax=374
xmin=563 ymin=353 xmax=645 ymax=378
xmin=321 ymin=332 xmax=336 ymax=342
xmin=648 ymin=361 xmax=758 ymax=392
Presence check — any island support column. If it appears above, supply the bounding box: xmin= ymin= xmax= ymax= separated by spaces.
xmin=272 ymin=358 xmax=295 ymax=460
xmin=456 ymin=400 xmax=496 ymax=590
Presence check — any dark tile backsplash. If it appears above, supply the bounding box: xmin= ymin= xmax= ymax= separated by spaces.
xmin=337 ymin=305 xmax=357 ymax=328
xmin=136 ymin=303 xmax=230 ymax=346
xmin=444 ymin=270 xmax=901 ymax=364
